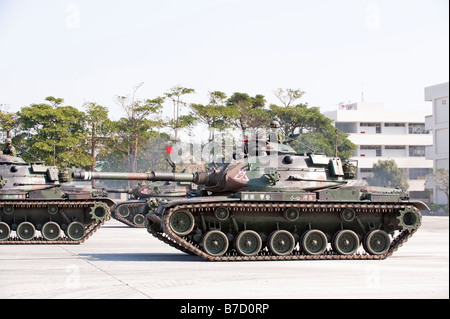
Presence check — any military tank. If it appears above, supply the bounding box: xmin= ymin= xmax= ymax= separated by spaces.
xmin=0 ymin=154 xmax=114 ymax=244
xmin=73 ymin=139 xmax=427 ymax=261
xmin=106 ymin=181 xmax=194 ymax=228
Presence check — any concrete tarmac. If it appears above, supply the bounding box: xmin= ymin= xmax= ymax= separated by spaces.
xmin=0 ymin=216 xmax=448 ymax=299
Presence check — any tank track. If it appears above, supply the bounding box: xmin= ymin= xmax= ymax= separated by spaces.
xmin=112 ymin=201 xmax=147 ymax=228
xmin=149 ymin=202 xmax=420 ymax=261
xmin=0 ymin=200 xmax=110 ymax=245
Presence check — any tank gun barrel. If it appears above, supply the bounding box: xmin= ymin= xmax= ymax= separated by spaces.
xmin=72 ymin=171 xmax=200 ymax=183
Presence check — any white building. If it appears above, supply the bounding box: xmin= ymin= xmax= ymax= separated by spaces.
xmin=424 ymin=82 xmax=449 ymax=205
xmin=325 ymin=102 xmax=433 ymax=202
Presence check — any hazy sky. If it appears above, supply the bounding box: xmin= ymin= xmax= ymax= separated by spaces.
xmin=0 ymin=0 xmax=448 ymax=122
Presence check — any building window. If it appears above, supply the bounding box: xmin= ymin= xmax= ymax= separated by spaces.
xmin=409 ymin=146 xmax=425 ymax=157
xmin=409 ymin=123 xmax=428 ymax=134
xmin=409 ymin=168 xmax=432 ymax=180
xmin=384 ymin=123 xmax=405 ymax=127
xmin=385 ymin=146 xmax=405 ymax=150
xmin=361 ymin=145 xmax=382 ymax=156
xmin=360 ymin=123 xmax=381 ymax=133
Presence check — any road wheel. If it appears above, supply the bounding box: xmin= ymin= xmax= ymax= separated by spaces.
xmin=169 ymin=210 xmax=195 ymax=236
xmin=202 ymin=230 xmax=229 ymax=257
xmin=42 ymin=221 xmax=61 ymax=241
xmin=17 ymin=222 xmax=35 ymax=241
xmin=0 ymin=222 xmax=11 ymax=241
xmin=332 ymin=230 xmax=360 ymax=255
xmin=364 ymin=230 xmax=390 ymax=255
xmin=301 ymin=229 xmax=327 ymax=255
xmin=66 ymin=221 xmax=86 ymax=241
xmin=268 ymin=230 xmax=296 ymax=256
xmin=235 ymin=230 xmax=262 ymax=256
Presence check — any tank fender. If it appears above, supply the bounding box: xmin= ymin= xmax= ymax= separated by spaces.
xmin=162 ymin=196 xmax=240 ymax=210
xmin=408 ymin=201 xmax=429 ymax=211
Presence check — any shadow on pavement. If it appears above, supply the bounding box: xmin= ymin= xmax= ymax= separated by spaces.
xmin=78 ymin=252 xmax=203 ymax=262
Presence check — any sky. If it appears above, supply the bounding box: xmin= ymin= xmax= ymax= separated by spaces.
xmin=0 ymin=0 xmax=449 ymax=126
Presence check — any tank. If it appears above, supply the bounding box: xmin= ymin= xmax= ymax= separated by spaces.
xmin=107 ymin=181 xmax=194 ymax=227
xmin=73 ymin=140 xmax=428 ymax=261
xmin=0 ymin=154 xmax=114 ymax=244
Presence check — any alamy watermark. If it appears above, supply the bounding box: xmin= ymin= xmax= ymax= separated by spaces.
xmin=366 ymin=4 xmax=381 ymax=29
xmin=65 ymin=264 xmax=80 ymax=289
xmin=65 ymin=4 xmax=81 ymax=29
xmin=168 ymin=128 xmax=284 ymax=168
xmin=365 ymin=265 xmax=381 ymax=288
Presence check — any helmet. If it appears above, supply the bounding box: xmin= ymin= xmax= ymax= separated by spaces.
xmin=270 ymin=120 xmax=280 ymax=128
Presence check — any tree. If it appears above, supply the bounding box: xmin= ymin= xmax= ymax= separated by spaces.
xmin=165 ymin=86 xmax=196 ymax=142
xmin=269 ymin=89 xmax=356 ymax=159
xmin=138 ymin=132 xmax=173 ymax=171
xmin=292 ymin=127 xmax=357 ymax=160
xmin=270 ymin=103 xmax=332 ymax=137
xmin=273 ymin=88 xmax=305 ymax=107
xmin=225 ymin=92 xmax=271 ymax=136
xmin=17 ymin=97 xmax=92 ymax=167
xmin=189 ymin=91 xmax=233 ymax=141
xmin=0 ymin=104 xmax=19 ymax=139
xmin=366 ymin=159 xmax=409 ymax=191
xmin=110 ymin=91 xmax=165 ymax=173
xmin=427 ymin=168 xmax=449 ymax=206
xmin=83 ymin=102 xmax=113 ymax=185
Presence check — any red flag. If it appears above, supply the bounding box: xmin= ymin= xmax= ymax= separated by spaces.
xmin=166 ymin=146 xmax=174 ymax=154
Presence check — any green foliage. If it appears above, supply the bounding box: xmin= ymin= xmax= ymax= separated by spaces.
xmin=17 ymin=97 xmax=92 ymax=168
xmin=83 ymin=102 xmax=113 ymax=170
xmin=366 ymin=159 xmax=409 ymax=191
xmin=0 ymin=105 xmax=19 ymax=138
xmin=225 ymin=92 xmax=271 ymax=134
xmin=189 ymin=91 xmax=235 ymax=140
xmin=107 ymin=94 xmax=165 ymax=172
xmin=165 ymin=86 xmax=196 ymax=142
xmin=291 ymin=128 xmax=356 ymax=160
xmin=269 ymin=89 xmax=356 ymax=160
xmin=270 ymin=103 xmax=333 ymax=136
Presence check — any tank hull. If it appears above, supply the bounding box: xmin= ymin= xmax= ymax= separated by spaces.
xmin=0 ymin=198 xmax=113 ymax=244
xmin=146 ymin=195 xmax=423 ymax=261
xmin=0 ymin=155 xmax=114 ymax=244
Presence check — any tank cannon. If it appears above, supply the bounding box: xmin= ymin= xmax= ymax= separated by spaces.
xmin=0 ymin=154 xmax=114 ymax=244
xmin=73 ymin=141 xmax=427 ymax=261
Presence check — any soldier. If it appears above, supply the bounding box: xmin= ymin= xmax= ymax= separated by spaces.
xmin=269 ymin=120 xmax=284 ymax=144
xmin=3 ymin=138 xmax=17 ymax=156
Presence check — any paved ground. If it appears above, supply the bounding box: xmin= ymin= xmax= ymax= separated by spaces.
xmin=0 ymin=216 xmax=448 ymax=299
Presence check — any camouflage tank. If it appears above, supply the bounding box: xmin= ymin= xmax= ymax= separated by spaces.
xmin=107 ymin=181 xmax=194 ymax=228
xmin=73 ymin=140 xmax=427 ymax=261
xmin=0 ymin=154 xmax=113 ymax=244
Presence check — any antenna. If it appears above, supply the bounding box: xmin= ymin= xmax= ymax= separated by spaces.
xmin=334 ymin=129 xmax=338 ymax=158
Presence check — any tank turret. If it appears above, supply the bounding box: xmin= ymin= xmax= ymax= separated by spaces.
xmin=0 ymin=154 xmax=114 ymax=244
xmin=72 ymin=140 xmax=428 ymax=261
xmin=73 ymin=152 xmax=356 ymax=194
